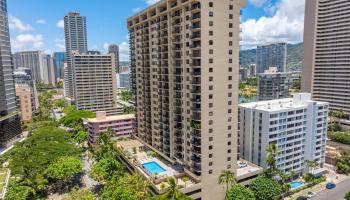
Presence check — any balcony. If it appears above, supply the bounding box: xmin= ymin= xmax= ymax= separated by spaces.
xmin=191 ymin=3 xmax=201 ymax=12
xmin=192 ymin=138 xmax=201 ymax=146
xmin=191 ymin=13 xmax=201 ymax=21
xmin=191 ymin=155 xmax=201 ymax=162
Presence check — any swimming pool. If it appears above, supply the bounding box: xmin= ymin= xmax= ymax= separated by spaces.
xmin=290 ymin=181 xmax=304 ymax=190
xmin=142 ymin=161 xmax=166 ymax=174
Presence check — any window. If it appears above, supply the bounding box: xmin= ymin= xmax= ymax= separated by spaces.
xmin=229 ymin=32 xmax=233 ymax=37
xmin=209 ymin=68 xmax=213 ymax=72
xmin=228 ymin=76 xmax=232 ymax=80
xmin=209 ymin=11 xmax=213 ymax=17
xmin=209 ymin=137 xmax=213 ymax=141
xmin=209 ymin=103 xmax=213 ymax=108
xmin=227 ymin=157 xmax=231 ymax=161
xmin=209 ymin=145 xmax=213 ymax=150
xmin=229 ymin=5 xmax=233 ymax=10
xmin=228 ymin=141 xmax=231 ymax=145
xmin=209 ymin=170 xmax=213 ymax=174
xmin=209 ymin=2 xmax=213 ymax=7
xmin=229 ymin=23 xmax=233 ymax=28
xmin=209 ymin=76 xmax=213 ymax=81
xmin=209 ymin=85 xmax=213 ymax=90
xmin=209 ymin=94 xmax=213 ymax=99
xmin=209 ymin=40 xmax=213 ymax=45
xmin=209 ymin=162 xmax=213 ymax=166
xmin=209 ymin=21 xmax=213 ymax=26
xmin=209 ymin=30 xmax=213 ymax=36
xmin=229 ymin=67 xmax=232 ymax=72
xmin=209 ymin=154 xmax=213 ymax=158
xmin=209 ymin=49 xmax=213 ymax=54
xmin=209 ymin=58 xmax=213 ymax=63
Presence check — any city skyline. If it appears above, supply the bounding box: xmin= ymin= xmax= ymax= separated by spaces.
xmin=8 ymin=0 xmax=305 ymax=61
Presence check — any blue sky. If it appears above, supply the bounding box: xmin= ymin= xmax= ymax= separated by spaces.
xmin=8 ymin=0 xmax=305 ymax=61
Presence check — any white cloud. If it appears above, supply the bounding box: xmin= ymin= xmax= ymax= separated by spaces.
xmin=11 ymin=34 xmax=45 ymax=51
xmin=9 ymin=16 xmax=33 ymax=32
xmin=119 ymin=42 xmax=129 ymax=61
xmin=103 ymin=43 xmax=110 ymax=51
xmin=241 ymin=0 xmax=305 ymax=49
xmin=133 ymin=7 xmax=142 ymax=13
xmin=145 ymin=0 xmax=160 ymax=5
xmin=36 ymin=19 xmax=46 ymax=24
xmin=55 ymin=38 xmax=65 ymax=51
xmin=56 ymin=20 xmax=64 ymax=29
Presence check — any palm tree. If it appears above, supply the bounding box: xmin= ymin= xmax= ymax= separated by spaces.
xmin=266 ymin=143 xmax=278 ymax=174
xmin=164 ymin=177 xmax=181 ymax=199
xmin=305 ymin=160 xmax=318 ymax=174
xmin=218 ymin=170 xmax=236 ymax=199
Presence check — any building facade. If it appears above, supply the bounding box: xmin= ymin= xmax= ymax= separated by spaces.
xmin=64 ymin=12 xmax=88 ymax=99
xmin=256 ymin=42 xmax=287 ymax=73
xmin=86 ymin=111 xmax=135 ymax=144
xmin=128 ymin=0 xmax=246 ymax=199
xmin=72 ymin=51 xmax=119 ymax=115
xmin=239 ymin=93 xmax=328 ymax=174
xmin=14 ymin=70 xmax=39 ymax=111
xmin=302 ymin=0 xmax=350 ymax=117
xmin=53 ymin=52 xmax=66 ymax=79
xmin=118 ymin=72 xmax=131 ymax=89
xmin=258 ymin=67 xmax=291 ymax=101
xmin=12 ymin=51 xmax=53 ymax=83
xmin=15 ymin=86 xmax=32 ymax=123
xmin=108 ymin=44 xmax=120 ymax=73
xmin=249 ymin=64 xmax=256 ymax=77
xmin=0 ymin=0 xmax=22 ymax=147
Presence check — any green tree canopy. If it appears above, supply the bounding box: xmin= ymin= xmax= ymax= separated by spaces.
xmin=46 ymin=156 xmax=82 ymax=182
xmin=90 ymin=156 xmax=124 ymax=182
xmin=60 ymin=108 xmax=95 ymax=128
xmin=250 ymin=176 xmax=282 ymax=200
xmin=226 ymin=184 xmax=255 ymax=200
xmin=100 ymin=174 xmax=150 ymax=200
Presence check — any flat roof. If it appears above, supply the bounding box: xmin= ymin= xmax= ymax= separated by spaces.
xmin=239 ymin=97 xmax=328 ymax=112
xmin=86 ymin=114 xmax=135 ymax=123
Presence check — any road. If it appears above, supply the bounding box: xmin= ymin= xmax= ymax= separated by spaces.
xmin=313 ymin=178 xmax=350 ymax=200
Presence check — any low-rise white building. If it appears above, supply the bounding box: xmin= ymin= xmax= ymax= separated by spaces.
xmin=238 ymin=93 xmax=328 ymax=175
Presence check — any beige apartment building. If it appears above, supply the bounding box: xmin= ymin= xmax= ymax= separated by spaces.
xmin=128 ymin=0 xmax=247 ymax=199
xmin=302 ymin=0 xmax=350 ymax=116
xmin=15 ymin=86 xmax=33 ymax=123
xmin=72 ymin=52 xmax=119 ymax=115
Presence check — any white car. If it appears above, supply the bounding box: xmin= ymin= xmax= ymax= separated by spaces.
xmin=307 ymin=191 xmax=317 ymax=198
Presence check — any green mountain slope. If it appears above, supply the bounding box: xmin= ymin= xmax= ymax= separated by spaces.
xmin=239 ymin=43 xmax=303 ymax=71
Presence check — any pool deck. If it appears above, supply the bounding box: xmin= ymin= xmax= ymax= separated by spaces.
xmin=140 ymin=157 xmax=175 ymax=177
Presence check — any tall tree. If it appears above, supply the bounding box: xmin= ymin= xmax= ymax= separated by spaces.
xmin=266 ymin=143 xmax=278 ymax=175
xmin=305 ymin=160 xmax=318 ymax=174
xmin=218 ymin=170 xmax=236 ymax=199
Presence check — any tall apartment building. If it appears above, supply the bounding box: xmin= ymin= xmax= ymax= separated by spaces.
xmin=12 ymin=51 xmax=53 ymax=83
xmin=53 ymin=52 xmax=66 ymax=79
xmin=108 ymin=44 xmax=120 ymax=73
xmin=72 ymin=51 xmax=119 ymax=115
xmin=15 ymin=86 xmax=33 ymax=123
xmin=249 ymin=64 xmax=256 ymax=77
xmin=128 ymin=0 xmax=246 ymax=199
xmin=302 ymin=0 xmax=350 ymax=117
xmin=256 ymin=42 xmax=287 ymax=73
xmin=64 ymin=12 xmax=88 ymax=99
xmin=0 ymin=0 xmax=22 ymax=147
xmin=258 ymin=67 xmax=291 ymax=101
xmin=14 ymin=70 xmax=39 ymax=111
xmin=239 ymin=93 xmax=328 ymax=175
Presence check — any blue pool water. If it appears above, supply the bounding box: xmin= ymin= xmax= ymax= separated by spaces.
xmin=142 ymin=161 xmax=166 ymax=174
xmin=290 ymin=181 xmax=304 ymax=190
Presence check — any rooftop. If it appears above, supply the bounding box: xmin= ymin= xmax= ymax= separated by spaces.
xmin=239 ymin=93 xmax=328 ymax=112
xmin=86 ymin=113 xmax=135 ymax=123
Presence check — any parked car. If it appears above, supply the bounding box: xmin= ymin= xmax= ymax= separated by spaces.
xmin=296 ymin=196 xmax=308 ymax=200
xmin=307 ymin=191 xmax=317 ymax=198
xmin=326 ymin=182 xmax=336 ymax=189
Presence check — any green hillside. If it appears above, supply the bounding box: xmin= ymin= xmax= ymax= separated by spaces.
xmin=239 ymin=43 xmax=303 ymax=71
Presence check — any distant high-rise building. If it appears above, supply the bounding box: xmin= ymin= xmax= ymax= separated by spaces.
xmin=108 ymin=44 xmax=120 ymax=73
xmin=128 ymin=1 xmax=253 ymax=199
xmin=0 ymin=0 xmax=22 ymax=147
xmin=64 ymin=12 xmax=88 ymax=99
xmin=53 ymin=52 xmax=66 ymax=79
xmin=118 ymin=72 xmax=130 ymax=89
xmin=42 ymin=54 xmax=56 ymax=86
xmin=12 ymin=51 xmax=46 ymax=82
xmin=249 ymin=64 xmax=256 ymax=77
xmin=302 ymin=0 xmax=350 ymax=117
xmin=72 ymin=51 xmax=119 ymax=115
xmin=239 ymin=93 xmax=328 ymax=175
xmin=239 ymin=68 xmax=248 ymax=81
xmin=256 ymin=42 xmax=287 ymax=73
xmin=258 ymin=67 xmax=291 ymax=101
